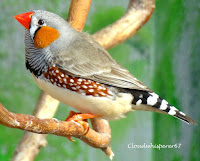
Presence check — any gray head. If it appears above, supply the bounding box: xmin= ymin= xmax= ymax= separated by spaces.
xmin=19 ymin=10 xmax=75 ymax=77
xmin=29 ymin=10 xmax=72 ymax=39
xmin=15 ymin=10 xmax=81 ymax=77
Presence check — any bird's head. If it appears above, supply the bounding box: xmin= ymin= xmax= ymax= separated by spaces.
xmin=14 ymin=10 xmax=73 ymax=49
xmin=14 ymin=10 xmax=76 ymax=76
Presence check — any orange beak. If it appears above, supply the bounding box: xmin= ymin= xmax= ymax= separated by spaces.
xmin=14 ymin=12 xmax=34 ymax=29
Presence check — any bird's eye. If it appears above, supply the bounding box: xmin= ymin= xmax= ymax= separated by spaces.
xmin=38 ymin=19 xmax=44 ymax=25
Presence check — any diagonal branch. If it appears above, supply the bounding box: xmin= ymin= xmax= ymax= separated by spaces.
xmin=0 ymin=0 xmax=155 ymax=161
xmin=93 ymin=0 xmax=155 ymax=49
xmin=0 ymin=103 xmax=111 ymax=148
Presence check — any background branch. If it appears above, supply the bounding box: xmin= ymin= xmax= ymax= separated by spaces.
xmin=67 ymin=0 xmax=92 ymax=32
xmin=0 ymin=0 xmax=155 ymax=160
xmin=11 ymin=92 xmax=59 ymax=161
xmin=93 ymin=0 xmax=155 ymax=49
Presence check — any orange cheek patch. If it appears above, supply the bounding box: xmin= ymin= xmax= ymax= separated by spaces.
xmin=34 ymin=26 xmax=60 ymax=49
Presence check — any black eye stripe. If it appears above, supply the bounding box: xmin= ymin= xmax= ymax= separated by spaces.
xmin=33 ymin=27 xmax=41 ymax=39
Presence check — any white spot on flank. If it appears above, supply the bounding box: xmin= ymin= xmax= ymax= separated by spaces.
xmin=55 ymin=78 xmax=58 ymax=81
xmin=69 ymin=83 xmax=73 ymax=86
xmin=84 ymin=82 xmax=89 ymax=84
xmin=82 ymin=85 xmax=88 ymax=89
xmin=63 ymin=78 xmax=67 ymax=82
xmin=99 ymin=92 xmax=106 ymax=96
xmin=56 ymin=70 xmax=59 ymax=73
xmin=93 ymin=84 xmax=97 ymax=88
xmin=88 ymin=89 xmax=94 ymax=93
xmin=70 ymin=79 xmax=74 ymax=83
xmin=72 ymin=87 xmax=77 ymax=90
xmin=52 ymin=64 xmax=56 ymax=67
xmin=94 ymin=94 xmax=99 ymax=97
xmin=59 ymin=80 xmax=62 ymax=83
xmin=58 ymin=76 xmax=61 ymax=79
xmin=89 ymin=85 xmax=93 ymax=88
xmin=136 ymin=99 xmax=142 ymax=106
xmin=53 ymin=73 xmax=56 ymax=76
xmin=50 ymin=79 xmax=54 ymax=82
xmin=98 ymin=86 xmax=103 ymax=90
xmin=58 ymin=84 xmax=61 ymax=87
xmin=65 ymin=75 xmax=68 ymax=78
xmin=76 ymin=86 xmax=80 ymax=89
xmin=102 ymin=87 xmax=106 ymax=90
xmin=147 ymin=92 xmax=159 ymax=106
xmin=61 ymin=74 xmax=64 ymax=77
xmin=160 ymin=100 xmax=168 ymax=110
xmin=63 ymin=84 xmax=66 ymax=88
xmin=78 ymin=78 xmax=82 ymax=82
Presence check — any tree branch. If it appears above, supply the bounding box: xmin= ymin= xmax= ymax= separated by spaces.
xmin=0 ymin=0 xmax=155 ymax=160
xmin=11 ymin=92 xmax=60 ymax=161
xmin=0 ymin=103 xmax=111 ymax=146
xmin=93 ymin=0 xmax=155 ymax=49
xmin=67 ymin=0 xmax=92 ymax=32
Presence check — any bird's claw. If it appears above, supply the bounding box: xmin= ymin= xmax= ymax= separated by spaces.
xmin=65 ymin=111 xmax=101 ymax=141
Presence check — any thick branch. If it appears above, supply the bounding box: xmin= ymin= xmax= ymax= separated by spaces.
xmin=0 ymin=103 xmax=110 ymax=147
xmin=67 ymin=0 xmax=92 ymax=32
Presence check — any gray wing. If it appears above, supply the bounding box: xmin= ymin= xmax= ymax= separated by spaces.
xmin=55 ymin=32 xmax=152 ymax=92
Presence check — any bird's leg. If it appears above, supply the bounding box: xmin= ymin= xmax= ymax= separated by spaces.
xmin=65 ymin=111 xmax=101 ymax=141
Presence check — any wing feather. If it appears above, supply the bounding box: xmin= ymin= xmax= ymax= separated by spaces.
xmin=55 ymin=32 xmax=152 ymax=92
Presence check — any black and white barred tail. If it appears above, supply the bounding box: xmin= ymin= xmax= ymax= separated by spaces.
xmin=130 ymin=90 xmax=197 ymax=125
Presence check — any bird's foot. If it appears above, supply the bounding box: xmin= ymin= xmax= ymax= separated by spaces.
xmin=65 ymin=111 xmax=101 ymax=141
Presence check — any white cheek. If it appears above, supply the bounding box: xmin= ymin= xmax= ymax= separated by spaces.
xmin=29 ymin=16 xmax=38 ymax=39
xmin=29 ymin=16 xmax=47 ymax=39
xmin=30 ymin=24 xmax=38 ymax=39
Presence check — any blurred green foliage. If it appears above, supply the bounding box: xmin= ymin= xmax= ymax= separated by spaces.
xmin=0 ymin=0 xmax=199 ymax=161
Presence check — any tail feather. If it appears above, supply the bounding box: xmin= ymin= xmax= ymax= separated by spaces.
xmin=174 ymin=111 xmax=197 ymax=125
xmin=129 ymin=89 xmax=197 ymax=125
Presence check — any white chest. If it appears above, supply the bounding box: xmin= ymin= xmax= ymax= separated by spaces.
xmin=33 ymin=75 xmax=133 ymax=120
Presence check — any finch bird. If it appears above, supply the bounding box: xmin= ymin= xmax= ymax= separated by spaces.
xmin=14 ymin=10 xmax=196 ymax=126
